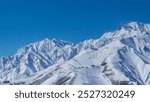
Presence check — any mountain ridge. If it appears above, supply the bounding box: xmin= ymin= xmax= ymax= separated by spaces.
xmin=1 ymin=22 xmax=150 ymax=85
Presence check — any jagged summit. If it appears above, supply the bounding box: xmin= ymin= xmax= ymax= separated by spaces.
xmin=16 ymin=38 xmax=73 ymax=54
xmin=118 ymin=22 xmax=150 ymax=33
xmin=42 ymin=38 xmax=72 ymax=45
xmin=127 ymin=21 xmax=142 ymax=27
xmin=99 ymin=22 xmax=150 ymax=47
xmin=32 ymin=38 xmax=73 ymax=48
xmin=119 ymin=22 xmax=142 ymax=28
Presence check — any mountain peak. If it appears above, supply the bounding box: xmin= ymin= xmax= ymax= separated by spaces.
xmin=99 ymin=22 xmax=150 ymax=48
xmin=43 ymin=38 xmax=50 ymax=41
xmin=127 ymin=21 xmax=141 ymax=26
xmin=39 ymin=38 xmax=73 ymax=47
xmin=127 ymin=22 xmax=145 ymax=29
xmin=119 ymin=22 xmax=146 ymax=32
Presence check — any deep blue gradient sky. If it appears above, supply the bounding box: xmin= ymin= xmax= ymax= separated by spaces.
xmin=0 ymin=0 xmax=150 ymax=56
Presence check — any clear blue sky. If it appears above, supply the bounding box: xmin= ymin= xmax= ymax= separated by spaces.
xmin=0 ymin=0 xmax=150 ymax=56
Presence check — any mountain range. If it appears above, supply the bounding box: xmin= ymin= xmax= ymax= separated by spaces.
xmin=0 ymin=22 xmax=150 ymax=85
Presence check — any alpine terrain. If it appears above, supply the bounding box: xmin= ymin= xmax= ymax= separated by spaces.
xmin=0 ymin=22 xmax=150 ymax=85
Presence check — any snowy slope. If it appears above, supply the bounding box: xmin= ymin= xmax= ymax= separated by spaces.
xmin=1 ymin=22 xmax=150 ymax=85
xmin=17 ymin=37 xmax=150 ymax=85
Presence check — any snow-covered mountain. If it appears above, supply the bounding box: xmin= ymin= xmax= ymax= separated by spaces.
xmin=0 ymin=38 xmax=77 ymax=81
xmin=1 ymin=22 xmax=150 ymax=85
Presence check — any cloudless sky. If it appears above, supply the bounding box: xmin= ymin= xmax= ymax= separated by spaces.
xmin=0 ymin=0 xmax=150 ymax=56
